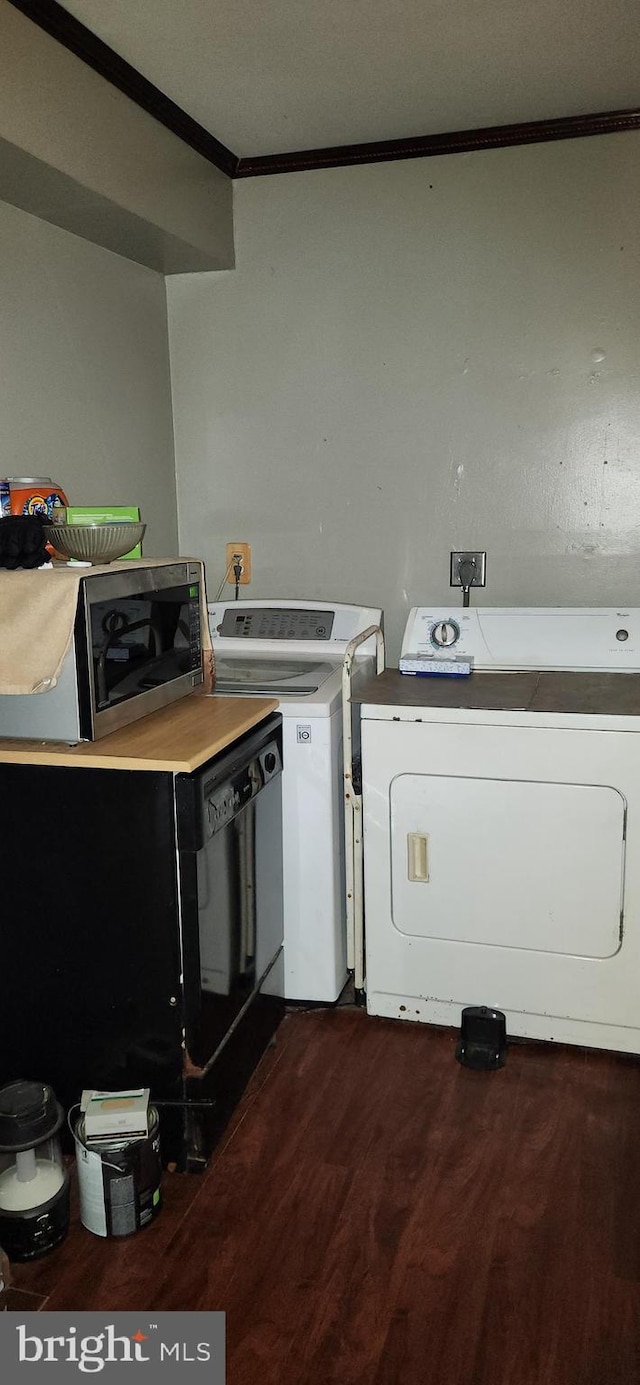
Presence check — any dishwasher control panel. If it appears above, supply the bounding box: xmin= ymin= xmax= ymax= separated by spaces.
xmin=202 ymin=739 xmax=282 ymax=839
xmin=206 ymin=784 xmax=238 ymax=832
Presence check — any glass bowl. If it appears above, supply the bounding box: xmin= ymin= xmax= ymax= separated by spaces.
xmin=43 ymin=522 xmax=146 ymax=564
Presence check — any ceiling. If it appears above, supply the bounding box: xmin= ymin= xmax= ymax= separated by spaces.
xmin=58 ymin=0 xmax=640 ymax=160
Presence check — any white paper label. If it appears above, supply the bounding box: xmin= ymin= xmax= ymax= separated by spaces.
xmin=76 ymin=1143 xmax=108 ymax=1237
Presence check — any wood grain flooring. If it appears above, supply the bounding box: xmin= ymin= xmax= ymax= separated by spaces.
xmin=9 ymin=1008 xmax=640 ymax=1385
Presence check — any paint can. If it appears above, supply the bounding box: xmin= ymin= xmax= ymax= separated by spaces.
xmin=73 ymin=1110 xmax=162 ymax=1239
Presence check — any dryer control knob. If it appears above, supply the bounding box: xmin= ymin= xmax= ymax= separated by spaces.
xmin=431 ymin=620 xmax=460 ymax=648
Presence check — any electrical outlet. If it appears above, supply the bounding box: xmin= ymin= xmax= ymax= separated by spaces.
xmin=226 ymin=542 xmax=251 ymax=585
xmin=450 ymin=551 xmax=486 ymax=588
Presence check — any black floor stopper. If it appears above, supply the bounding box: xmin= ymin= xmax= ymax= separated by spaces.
xmin=455 ymin=1005 xmax=507 ymax=1070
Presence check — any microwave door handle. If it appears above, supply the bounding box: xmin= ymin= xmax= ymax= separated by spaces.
xmin=96 ymin=608 xmax=128 ymax=708
xmin=96 ymin=640 xmax=112 ymax=707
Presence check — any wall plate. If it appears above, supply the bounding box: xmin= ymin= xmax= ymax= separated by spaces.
xmin=450 ymin=551 xmax=486 ymax=588
xmin=226 ymin=541 xmax=251 ymax=584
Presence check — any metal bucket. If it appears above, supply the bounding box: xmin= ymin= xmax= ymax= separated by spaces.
xmin=74 ymin=1109 xmax=162 ymax=1239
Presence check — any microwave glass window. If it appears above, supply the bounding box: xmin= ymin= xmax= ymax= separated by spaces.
xmin=89 ymin=582 xmax=201 ymax=710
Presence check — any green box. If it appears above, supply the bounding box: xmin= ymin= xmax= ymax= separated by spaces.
xmin=65 ymin=505 xmax=142 ymax=559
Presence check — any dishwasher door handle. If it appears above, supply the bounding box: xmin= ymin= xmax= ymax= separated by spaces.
xmin=237 ymin=800 xmax=257 ymax=973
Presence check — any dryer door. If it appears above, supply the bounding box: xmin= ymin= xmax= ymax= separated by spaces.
xmin=391 ymin=774 xmax=624 ymax=958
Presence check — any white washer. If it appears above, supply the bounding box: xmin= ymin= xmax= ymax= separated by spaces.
xmin=358 ymin=607 xmax=640 ymax=1054
xmin=208 ymin=600 xmax=382 ymax=1002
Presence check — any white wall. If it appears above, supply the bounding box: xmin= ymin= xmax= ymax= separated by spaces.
xmin=167 ymin=133 xmax=640 ymax=658
xmin=0 ymin=199 xmax=178 ymax=555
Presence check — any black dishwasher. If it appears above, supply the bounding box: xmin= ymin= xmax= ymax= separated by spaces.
xmin=0 ymin=714 xmax=284 ymax=1170
xmin=175 ymin=714 xmax=284 ymax=1164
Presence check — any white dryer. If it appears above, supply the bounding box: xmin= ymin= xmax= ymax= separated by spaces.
xmin=357 ymin=607 xmax=640 ymax=1054
xmin=208 ymin=600 xmax=382 ymax=1002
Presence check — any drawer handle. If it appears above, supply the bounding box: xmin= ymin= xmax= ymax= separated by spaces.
xmin=407 ymin=832 xmax=429 ymax=882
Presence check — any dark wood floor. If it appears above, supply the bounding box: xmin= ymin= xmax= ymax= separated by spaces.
xmin=8 ymin=1008 xmax=640 ymax=1384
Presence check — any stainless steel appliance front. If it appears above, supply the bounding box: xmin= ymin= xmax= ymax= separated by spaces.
xmin=0 ymin=561 xmax=204 ymax=742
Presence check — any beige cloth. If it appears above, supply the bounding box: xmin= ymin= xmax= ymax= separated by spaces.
xmin=0 ymin=557 xmax=213 ymax=696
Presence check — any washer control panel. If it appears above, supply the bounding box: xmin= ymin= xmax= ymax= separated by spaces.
xmin=218 ymin=608 xmax=335 ymax=640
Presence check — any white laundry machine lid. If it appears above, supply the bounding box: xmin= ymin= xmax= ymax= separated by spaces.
xmin=358 ymin=606 xmax=640 ymax=729
xmin=214 ymin=656 xmax=339 ymax=697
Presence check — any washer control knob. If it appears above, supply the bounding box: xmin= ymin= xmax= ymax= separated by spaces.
xmin=431 ymin=620 xmax=460 ymax=648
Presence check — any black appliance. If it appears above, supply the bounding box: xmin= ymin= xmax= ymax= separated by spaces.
xmin=0 ymin=715 xmax=284 ymax=1167
xmin=0 ymin=1081 xmax=70 ymax=1260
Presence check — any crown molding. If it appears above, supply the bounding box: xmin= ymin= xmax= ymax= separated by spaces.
xmin=235 ymin=107 xmax=640 ymax=177
xmin=7 ymin=1 xmax=640 ymax=181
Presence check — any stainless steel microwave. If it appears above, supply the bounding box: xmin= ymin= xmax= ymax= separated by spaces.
xmin=0 ymin=562 xmax=205 ymax=742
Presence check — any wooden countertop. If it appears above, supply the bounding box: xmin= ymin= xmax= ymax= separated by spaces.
xmin=0 ymin=693 xmax=279 ymax=773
